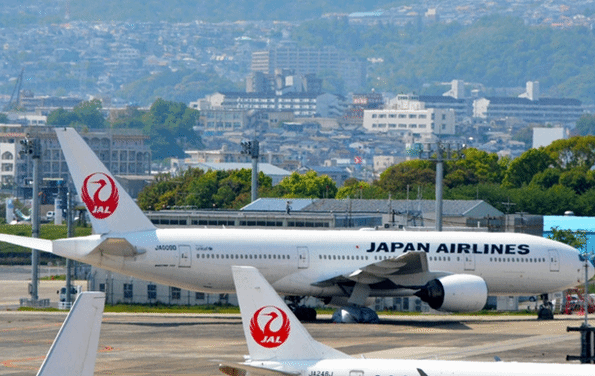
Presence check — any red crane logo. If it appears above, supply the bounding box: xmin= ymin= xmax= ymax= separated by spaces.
xmin=81 ymin=172 xmax=119 ymax=219
xmin=249 ymin=306 xmax=290 ymax=348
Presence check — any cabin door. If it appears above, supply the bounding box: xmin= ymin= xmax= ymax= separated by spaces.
xmin=297 ymin=246 xmax=309 ymax=269
xmin=549 ymin=250 xmax=560 ymax=272
xmin=464 ymin=254 xmax=475 ymax=271
xmin=178 ymin=245 xmax=192 ymax=268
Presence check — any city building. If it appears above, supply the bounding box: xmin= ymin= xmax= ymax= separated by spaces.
xmin=0 ymin=142 xmax=16 ymax=187
xmin=532 ymin=127 xmax=569 ymax=148
xmin=174 ymin=146 xmax=286 ymax=168
xmin=363 ymin=95 xmax=456 ymax=142
xmin=0 ymin=125 xmax=151 ymax=199
xmin=196 ymin=108 xmax=249 ymax=133
xmin=473 ymin=81 xmax=583 ymax=125
xmin=251 ymin=43 xmax=366 ymax=92
xmin=200 ymin=91 xmax=347 ymax=118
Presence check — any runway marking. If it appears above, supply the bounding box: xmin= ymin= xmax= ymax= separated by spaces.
xmin=1 ymin=356 xmax=43 ymax=370
xmin=0 ymin=347 xmax=116 ymax=370
xmin=0 ymin=322 xmax=60 ymax=333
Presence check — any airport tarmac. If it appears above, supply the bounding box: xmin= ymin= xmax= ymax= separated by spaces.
xmin=0 ymin=269 xmax=593 ymax=375
xmin=0 ymin=309 xmax=592 ymax=375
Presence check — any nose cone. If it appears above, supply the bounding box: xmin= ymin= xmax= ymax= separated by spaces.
xmin=587 ymin=255 xmax=595 ymax=281
xmin=576 ymin=251 xmax=595 ymax=283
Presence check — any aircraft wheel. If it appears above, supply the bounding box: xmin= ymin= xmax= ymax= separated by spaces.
xmin=538 ymin=305 xmax=554 ymax=320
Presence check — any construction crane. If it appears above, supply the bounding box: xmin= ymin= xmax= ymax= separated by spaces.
xmin=4 ymin=68 xmax=24 ymax=112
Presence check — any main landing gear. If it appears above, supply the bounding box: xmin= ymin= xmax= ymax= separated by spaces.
xmin=538 ymin=293 xmax=554 ymax=320
xmin=331 ymin=306 xmax=379 ymax=324
xmin=285 ymin=296 xmax=317 ymax=322
xmin=331 ymin=283 xmax=380 ymax=324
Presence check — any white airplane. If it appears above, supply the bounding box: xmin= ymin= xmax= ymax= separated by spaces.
xmin=222 ymin=265 xmax=594 ymax=376
xmin=37 ymin=291 xmax=105 ymax=376
xmin=0 ymin=127 xmax=591 ymax=322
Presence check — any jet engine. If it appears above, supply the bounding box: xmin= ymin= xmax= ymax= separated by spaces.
xmin=415 ymin=274 xmax=487 ymax=312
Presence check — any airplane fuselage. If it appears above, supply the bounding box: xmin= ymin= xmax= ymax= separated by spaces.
xmin=55 ymin=227 xmax=587 ymax=298
xmin=252 ymin=358 xmax=595 ymax=376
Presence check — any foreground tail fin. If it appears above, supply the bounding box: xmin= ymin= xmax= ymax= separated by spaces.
xmin=55 ymin=127 xmax=155 ymax=234
xmin=231 ymin=266 xmax=349 ymax=361
xmin=37 ymin=292 xmax=105 ymax=376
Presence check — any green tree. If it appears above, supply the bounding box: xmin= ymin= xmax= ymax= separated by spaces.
xmin=336 ymin=180 xmax=386 ymax=199
xmin=445 ymin=183 xmax=513 ymax=213
xmin=530 ymin=169 xmax=561 ymax=189
xmin=574 ymin=114 xmax=595 ymax=136
xmin=502 ymin=148 xmax=554 ymax=188
xmin=513 ymin=184 xmax=577 ymax=215
xmin=141 ymin=98 xmax=201 ymax=160
xmin=544 ymin=135 xmax=595 ymax=170
xmin=47 ymin=108 xmax=81 ymax=126
xmin=444 ymin=148 xmax=504 ymax=187
xmin=378 ymin=160 xmax=434 ymax=195
xmin=273 ymin=171 xmax=338 ymax=198
xmin=0 ymin=113 xmax=8 ymax=123
xmin=548 ymin=226 xmax=587 ymax=249
xmin=559 ymin=168 xmax=593 ymax=194
xmin=73 ymin=99 xmax=106 ymax=128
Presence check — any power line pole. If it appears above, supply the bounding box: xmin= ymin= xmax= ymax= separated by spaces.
xmin=416 ymin=141 xmax=464 ymax=231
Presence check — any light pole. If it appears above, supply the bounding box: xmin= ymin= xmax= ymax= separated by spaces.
xmin=241 ymin=139 xmax=259 ymax=202
xmin=415 ymin=141 xmax=464 ymax=231
xmin=19 ymin=136 xmax=41 ymax=302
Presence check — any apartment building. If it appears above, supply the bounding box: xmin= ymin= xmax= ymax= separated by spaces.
xmin=362 ymin=96 xmax=456 ymax=141
xmin=201 ymin=91 xmax=346 ymax=118
xmin=251 ymin=43 xmax=366 ymax=92
xmin=473 ymin=81 xmax=583 ymax=125
xmin=473 ymin=97 xmax=583 ymax=125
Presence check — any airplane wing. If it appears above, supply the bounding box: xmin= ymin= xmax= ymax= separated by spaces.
xmin=219 ymin=362 xmax=300 ymax=376
xmin=313 ymin=251 xmax=445 ymax=288
xmin=0 ymin=233 xmax=53 ymax=253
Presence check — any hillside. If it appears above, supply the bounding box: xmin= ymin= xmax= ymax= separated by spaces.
xmin=8 ymin=0 xmax=409 ymax=23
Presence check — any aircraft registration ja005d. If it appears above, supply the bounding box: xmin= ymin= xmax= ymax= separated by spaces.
xmin=0 ymin=127 xmax=592 ymax=323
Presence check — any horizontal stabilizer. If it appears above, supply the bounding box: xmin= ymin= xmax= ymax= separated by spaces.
xmin=90 ymin=237 xmax=144 ymax=257
xmin=37 ymin=292 xmax=105 ymax=376
xmin=0 ymin=233 xmax=53 ymax=253
xmin=219 ymin=362 xmax=300 ymax=376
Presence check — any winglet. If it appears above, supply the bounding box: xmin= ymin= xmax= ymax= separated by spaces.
xmin=231 ymin=266 xmax=350 ymax=362
xmin=37 ymin=292 xmax=105 ymax=376
xmin=55 ymin=127 xmax=155 ymax=234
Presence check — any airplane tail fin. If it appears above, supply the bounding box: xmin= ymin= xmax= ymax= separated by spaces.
xmin=231 ymin=266 xmax=350 ymax=361
xmin=37 ymin=292 xmax=105 ymax=376
xmin=55 ymin=127 xmax=156 ymax=234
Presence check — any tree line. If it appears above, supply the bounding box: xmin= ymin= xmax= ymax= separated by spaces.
xmin=138 ymin=135 xmax=595 ymax=216
xmin=45 ymin=98 xmax=201 ymax=161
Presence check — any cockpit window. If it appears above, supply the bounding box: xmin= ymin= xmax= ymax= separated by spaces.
xmin=578 ymin=254 xmax=595 ymax=268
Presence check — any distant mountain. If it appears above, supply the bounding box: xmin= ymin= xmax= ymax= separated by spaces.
xmin=13 ymin=0 xmax=409 ymax=23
